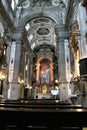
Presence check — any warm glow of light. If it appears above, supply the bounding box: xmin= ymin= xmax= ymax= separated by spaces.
xmin=83 ymin=128 xmax=87 ymax=130
xmin=55 ymin=86 xmax=59 ymax=89
xmin=25 ymin=65 xmax=28 ymax=70
xmin=76 ymin=109 xmax=83 ymax=112
xmin=28 ymin=86 xmax=32 ymax=89
xmin=18 ymin=76 xmax=24 ymax=84
xmin=25 ymin=84 xmax=32 ymax=89
xmin=69 ymin=74 xmax=73 ymax=79
xmin=3 ymin=50 xmax=6 ymax=55
xmin=0 ymin=71 xmax=6 ymax=80
xmin=55 ymin=79 xmax=58 ymax=83
xmin=21 ymin=79 xmax=24 ymax=84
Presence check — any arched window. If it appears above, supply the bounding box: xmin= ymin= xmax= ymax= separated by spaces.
xmin=11 ymin=0 xmax=19 ymax=10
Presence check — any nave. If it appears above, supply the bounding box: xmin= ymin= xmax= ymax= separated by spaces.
xmin=0 ymin=0 xmax=87 ymax=129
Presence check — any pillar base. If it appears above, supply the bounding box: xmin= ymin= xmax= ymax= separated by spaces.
xmin=7 ymin=82 xmax=19 ymax=100
xmin=59 ymin=82 xmax=71 ymax=101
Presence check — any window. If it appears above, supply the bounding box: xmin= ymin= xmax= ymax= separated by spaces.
xmin=11 ymin=0 xmax=19 ymax=10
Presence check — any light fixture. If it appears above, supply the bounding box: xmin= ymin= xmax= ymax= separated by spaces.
xmin=55 ymin=79 xmax=58 ymax=83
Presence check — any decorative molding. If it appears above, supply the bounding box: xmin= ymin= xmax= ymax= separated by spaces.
xmin=68 ymin=19 xmax=80 ymax=56
xmin=52 ymin=0 xmax=60 ymax=6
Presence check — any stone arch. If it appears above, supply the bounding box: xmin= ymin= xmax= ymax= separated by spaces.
xmin=18 ymin=11 xmax=60 ymax=28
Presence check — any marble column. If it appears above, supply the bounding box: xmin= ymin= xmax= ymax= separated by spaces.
xmin=29 ymin=59 xmax=33 ymax=86
xmin=78 ymin=3 xmax=87 ymax=59
xmin=7 ymin=28 xmax=24 ymax=100
xmin=24 ymin=52 xmax=28 ymax=85
xmin=28 ymin=59 xmax=31 ymax=86
xmin=58 ymin=26 xmax=71 ymax=101
xmin=27 ymin=58 xmax=30 ymax=86
xmin=78 ymin=3 xmax=87 ymax=105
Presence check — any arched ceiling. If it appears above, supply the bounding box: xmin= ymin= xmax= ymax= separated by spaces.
xmin=13 ymin=0 xmax=70 ymax=57
xmin=25 ymin=17 xmax=56 ymax=52
xmin=16 ymin=0 xmax=70 ymax=26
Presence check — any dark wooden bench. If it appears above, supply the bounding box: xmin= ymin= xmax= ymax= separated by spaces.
xmin=0 ymin=99 xmax=82 ymax=109
xmin=0 ymin=99 xmax=86 ymax=130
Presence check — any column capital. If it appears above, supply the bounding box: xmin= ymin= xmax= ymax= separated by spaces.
xmin=55 ymin=25 xmax=68 ymax=31
xmin=12 ymin=27 xmax=27 ymax=41
xmin=58 ymin=35 xmax=69 ymax=42
xmin=55 ymin=26 xmax=69 ymax=41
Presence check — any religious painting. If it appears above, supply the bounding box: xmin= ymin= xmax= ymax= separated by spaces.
xmin=40 ymin=59 xmax=50 ymax=85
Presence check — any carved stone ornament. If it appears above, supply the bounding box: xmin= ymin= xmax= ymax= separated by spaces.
xmin=52 ymin=0 xmax=60 ymax=6
xmin=22 ymin=0 xmax=30 ymax=8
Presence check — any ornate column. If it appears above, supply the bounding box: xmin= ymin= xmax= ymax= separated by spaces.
xmin=68 ymin=22 xmax=80 ymax=78
xmin=57 ymin=26 xmax=71 ymax=101
xmin=24 ymin=52 xmax=28 ymax=85
xmin=7 ymin=27 xmax=24 ymax=100
xmin=29 ymin=59 xmax=33 ymax=86
xmin=78 ymin=3 xmax=87 ymax=59
xmin=27 ymin=58 xmax=30 ymax=86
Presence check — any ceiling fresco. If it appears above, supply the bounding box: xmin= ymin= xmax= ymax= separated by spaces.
xmin=37 ymin=27 xmax=50 ymax=35
xmin=25 ymin=17 xmax=56 ymax=51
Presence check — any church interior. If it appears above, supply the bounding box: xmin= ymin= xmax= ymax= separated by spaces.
xmin=0 ymin=0 xmax=87 ymax=104
xmin=0 ymin=0 xmax=87 ymax=129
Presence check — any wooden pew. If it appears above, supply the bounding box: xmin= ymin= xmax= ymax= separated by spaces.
xmin=0 ymin=99 xmax=86 ymax=130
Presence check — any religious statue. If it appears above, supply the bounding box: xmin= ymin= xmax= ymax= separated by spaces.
xmin=42 ymin=81 xmax=47 ymax=93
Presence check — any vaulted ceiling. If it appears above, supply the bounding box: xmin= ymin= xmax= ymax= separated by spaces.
xmin=14 ymin=0 xmax=70 ymax=53
xmin=25 ymin=17 xmax=56 ymax=53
